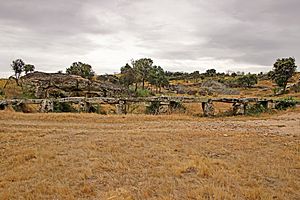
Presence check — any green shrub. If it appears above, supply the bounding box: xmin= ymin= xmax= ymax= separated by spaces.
xmin=237 ymin=74 xmax=258 ymax=88
xmin=89 ymin=104 xmax=105 ymax=114
xmin=275 ymin=97 xmax=297 ymax=110
xmin=169 ymin=101 xmax=186 ymax=112
xmin=135 ymin=89 xmax=153 ymax=97
xmin=272 ymin=87 xmax=288 ymax=95
xmin=129 ymin=88 xmax=153 ymax=97
xmin=246 ymin=103 xmax=267 ymax=116
xmin=21 ymin=91 xmax=36 ymax=99
xmin=146 ymin=101 xmax=160 ymax=114
xmin=53 ymin=102 xmax=75 ymax=112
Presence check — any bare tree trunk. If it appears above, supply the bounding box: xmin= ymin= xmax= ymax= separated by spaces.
xmin=15 ymin=73 xmax=20 ymax=86
xmin=135 ymin=82 xmax=138 ymax=92
xmin=142 ymin=79 xmax=145 ymax=90
xmin=283 ymin=83 xmax=287 ymax=93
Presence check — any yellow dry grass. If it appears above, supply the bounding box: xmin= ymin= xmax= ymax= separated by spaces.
xmin=0 ymin=109 xmax=299 ymax=199
xmin=0 ymin=79 xmax=23 ymax=99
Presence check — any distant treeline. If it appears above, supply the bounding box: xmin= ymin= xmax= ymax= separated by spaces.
xmin=6 ymin=57 xmax=298 ymax=94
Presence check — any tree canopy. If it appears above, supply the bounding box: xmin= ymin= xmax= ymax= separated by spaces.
xmin=205 ymin=69 xmax=217 ymax=77
xmin=148 ymin=66 xmax=169 ymax=92
xmin=120 ymin=63 xmax=135 ymax=89
xmin=237 ymin=74 xmax=258 ymax=88
xmin=66 ymin=62 xmax=95 ymax=79
xmin=11 ymin=59 xmax=25 ymax=85
xmin=271 ymin=57 xmax=297 ymax=91
xmin=119 ymin=58 xmax=169 ymax=93
xmin=24 ymin=64 xmax=35 ymax=74
xmin=132 ymin=58 xmax=153 ymax=90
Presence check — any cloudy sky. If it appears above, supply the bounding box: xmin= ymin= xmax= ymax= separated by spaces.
xmin=0 ymin=0 xmax=299 ymax=77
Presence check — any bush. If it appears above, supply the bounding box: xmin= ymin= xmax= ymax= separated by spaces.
xmin=21 ymin=91 xmax=36 ymax=99
xmin=134 ymin=89 xmax=153 ymax=97
xmin=272 ymin=87 xmax=282 ymax=95
xmin=169 ymin=101 xmax=186 ymax=112
xmin=146 ymin=101 xmax=160 ymax=114
xmin=275 ymin=97 xmax=297 ymax=110
xmin=53 ymin=102 xmax=76 ymax=112
xmin=237 ymin=74 xmax=258 ymax=88
xmin=245 ymin=103 xmax=267 ymax=116
xmin=89 ymin=104 xmax=106 ymax=114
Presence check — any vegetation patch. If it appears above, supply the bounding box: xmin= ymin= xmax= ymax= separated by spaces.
xmin=275 ymin=97 xmax=297 ymax=110
xmin=245 ymin=103 xmax=268 ymax=116
xmin=169 ymin=101 xmax=186 ymax=113
xmin=53 ymin=102 xmax=76 ymax=113
xmin=146 ymin=101 xmax=161 ymax=114
xmin=133 ymin=88 xmax=153 ymax=97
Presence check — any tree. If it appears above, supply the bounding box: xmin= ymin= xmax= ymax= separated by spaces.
xmin=11 ymin=59 xmax=25 ymax=85
xmin=231 ymin=72 xmax=237 ymax=77
xmin=190 ymin=71 xmax=200 ymax=82
xmin=24 ymin=64 xmax=35 ymax=74
xmin=205 ymin=69 xmax=217 ymax=77
xmin=66 ymin=62 xmax=95 ymax=79
xmin=271 ymin=57 xmax=297 ymax=92
xmin=148 ymin=66 xmax=169 ymax=93
xmin=237 ymin=74 xmax=258 ymax=88
xmin=120 ymin=63 xmax=135 ymax=89
xmin=132 ymin=58 xmax=153 ymax=90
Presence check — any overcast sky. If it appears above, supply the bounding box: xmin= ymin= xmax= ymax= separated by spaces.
xmin=0 ymin=0 xmax=299 ymax=77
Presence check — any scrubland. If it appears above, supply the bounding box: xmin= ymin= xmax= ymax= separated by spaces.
xmin=0 ymin=109 xmax=299 ymax=199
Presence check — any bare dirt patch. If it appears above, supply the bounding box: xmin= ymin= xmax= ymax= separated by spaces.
xmin=0 ymin=110 xmax=299 ymax=199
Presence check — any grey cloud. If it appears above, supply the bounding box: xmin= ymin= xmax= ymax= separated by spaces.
xmin=136 ymin=0 xmax=300 ymax=67
xmin=0 ymin=0 xmax=299 ymax=76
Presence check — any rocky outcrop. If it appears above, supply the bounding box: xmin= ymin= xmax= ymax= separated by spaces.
xmin=21 ymin=72 xmax=125 ymax=98
xmin=168 ymin=80 xmax=239 ymax=96
xmin=200 ymin=80 xmax=240 ymax=95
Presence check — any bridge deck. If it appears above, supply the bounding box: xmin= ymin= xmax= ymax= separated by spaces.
xmin=0 ymin=96 xmax=281 ymax=106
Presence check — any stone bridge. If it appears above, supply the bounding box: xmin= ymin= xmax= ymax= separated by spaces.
xmin=0 ymin=96 xmax=292 ymax=116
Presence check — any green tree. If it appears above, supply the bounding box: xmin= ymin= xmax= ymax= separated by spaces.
xmin=271 ymin=57 xmax=297 ymax=92
xmin=205 ymin=69 xmax=217 ymax=77
xmin=120 ymin=63 xmax=135 ymax=89
xmin=66 ymin=62 xmax=95 ymax=79
xmin=237 ymin=74 xmax=258 ymax=88
xmin=11 ymin=59 xmax=25 ymax=85
xmin=148 ymin=66 xmax=169 ymax=93
xmin=191 ymin=71 xmax=200 ymax=82
xmin=132 ymin=58 xmax=153 ymax=90
xmin=24 ymin=64 xmax=35 ymax=74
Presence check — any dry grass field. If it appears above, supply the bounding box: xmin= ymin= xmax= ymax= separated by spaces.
xmin=0 ymin=109 xmax=299 ymax=200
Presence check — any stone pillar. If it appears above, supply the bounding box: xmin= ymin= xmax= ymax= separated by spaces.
xmin=159 ymin=103 xmax=170 ymax=114
xmin=40 ymin=99 xmax=54 ymax=113
xmin=202 ymin=100 xmax=215 ymax=117
xmin=116 ymin=100 xmax=126 ymax=114
xmin=233 ymin=102 xmax=246 ymax=115
xmin=267 ymin=101 xmax=276 ymax=109
xmin=79 ymin=101 xmax=91 ymax=112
